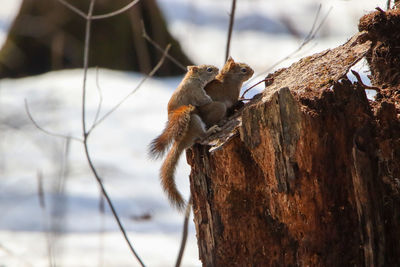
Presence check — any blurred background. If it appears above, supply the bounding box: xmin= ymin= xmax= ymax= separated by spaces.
xmin=0 ymin=0 xmax=387 ymax=266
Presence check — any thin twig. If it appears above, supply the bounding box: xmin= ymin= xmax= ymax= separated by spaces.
xmin=302 ymin=4 xmax=322 ymax=47
xmin=375 ymin=7 xmax=386 ymax=14
xmin=350 ymin=70 xmax=381 ymax=91
xmin=240 ymin=78 xmax=272 ymax=99
xmin=141 ymin=21 xmax=186 ymax=71
xmin=56 ymin=0 xmax=87 ymax=19
xmin=387 ymin=0 xmax=391 ymax=10
xmin=81 ymin=0 xmax=95 ymax=139
xmin=92 ymin=66 xmax=104 ymax=127
xmin=56 ymin=0 xmax=140 ymax=20
xmin=175 ymin=196 xmax=192 ymax=267
xmin=79 ymin=0 xmax=145 ymax=265
xmin=92 ymin=0 xmax=140 ymax=20
xmin=83 ymin=143 xmax=146 ymax=267
xmin=88 ymin=44 xmax=171 ymax=134
xmin=0 ymin=244 xmax=35 ymax=267
xmin=225 ymin=0 xmax=237 ymax=62
xmin=37 ymin=171 xmax=56 ymax=267
xmin=24 ymin=99 xmax=83 ymax=142
xmin=248 ymin=5 xmax=331 ymax=84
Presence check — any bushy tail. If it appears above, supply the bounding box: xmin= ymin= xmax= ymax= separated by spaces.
xmin=160 ymin=141 xmax=186 ymax=210
xmin=149 ymin=122 xmax=174 ymax=159
xmin=149 ymin=105 xmax=195 ymax=159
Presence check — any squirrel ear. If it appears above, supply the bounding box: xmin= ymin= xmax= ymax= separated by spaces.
xmin=227 ymin=58 xmax=236 ymax=70
xmin=187 ymin=65 xmax=198 ymax=72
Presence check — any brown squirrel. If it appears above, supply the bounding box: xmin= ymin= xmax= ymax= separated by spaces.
xmin=149 ymin=65 xmax=219 ymax=210
xmin=198 ymin=57 xmax=254 ymax=126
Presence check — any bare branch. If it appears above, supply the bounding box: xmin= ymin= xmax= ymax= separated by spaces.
xmin=56 ymin=0 xmax=87 ymax=19
xmin=248 ymin=5 xmax=331 ymax=84
xmin=92 ymin=0 xmax=140 ymax=20
xmin=175 ymin=196 xmax=192 ymax=267
xmin=24 ymin=99 xmax=83 ymax=142
xmin=88 ymin=44 xmax=171 ymax=133
xmin=91 ymin=66 xmax=104 ymax=128
xmin=387 ymin=0 xmax=391 ymax=10
xmin=350 ymin=70 xmax=381 ymax=91
xmin=56 ymin=0 xmax=140 ymax=20
xmin=82 ymin=141 xmax=146 ymax=266
xmin=225 ymin=0 xmax=237 ymax=62
xmin=81 ymin=0 xmax=96 ymax=139
xmin=240 ymin=78 xmax=272 ymax=99
xmin=77 ymin=0 xmax=145 ymax=265
xmin=141 ymin=21 xmax=186 ymax=71
xmin=301 ymin=4 xmax=322 ymax=47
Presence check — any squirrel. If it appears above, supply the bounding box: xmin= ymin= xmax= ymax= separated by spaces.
xmin=198 ymin=57 xmax=254 ymax=126
xmin=149 ymin=65 xmax=220 ymax=210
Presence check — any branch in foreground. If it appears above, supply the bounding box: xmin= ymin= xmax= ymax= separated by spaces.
xmin=350 ymin=70 xmax=381 ymax=91
xmin=141 ymin=21 xmax=186 ymax=71
xmin=240 ymin=78 xmax=272 ymax=100
xmin=92 ymin=0 xmax=140 ymax=20
xmin=56 ymin=0 xmax=87 ymax=19
xmin=24 ymin=99 xmax=82 ymax=142
xmin=77 ymin=0 xmax=145 ymax=265
xmin=175 ymin=196 xmax=192 ymax=267
xmin=56 ymin=0 xmax=140 ymax=20
xmin=81 ymin=0 xmax=95 ymax=138
xmin=91 ymin=67 xmax=104 ymax=128
xmin=87 ymin=44 xmax=171 ymax=134
xmin=248 ymin=4 xmax=331 ymax=84
xmin=225 ymin=0 xmax=237 ymax=62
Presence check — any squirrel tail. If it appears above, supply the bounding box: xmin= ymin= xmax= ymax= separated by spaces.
xmin=149 ymin=122 xmax=174 ymax=159
xmin=149 ymin=105 xmax=195 ymax=159
xmin=160 ymin=141 xmax=186 ymax=211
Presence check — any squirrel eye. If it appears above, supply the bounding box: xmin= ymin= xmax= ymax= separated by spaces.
xmin=206 ymin=67 xmax=213 ymax=72
xmin=241 ymin=68 xmax=247 ymax=73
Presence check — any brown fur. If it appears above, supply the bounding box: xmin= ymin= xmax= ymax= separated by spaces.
xmin=149 ymin=65 xmax=220 ymax=210
xmin=160 ymin=111 xmax=218 ymax=209
xmin=167 ymin=65 xmax=218 ymax=112
xmin=198 ymin=57 xmax=254 ymax=126
xmin=149 ymin=105 xmax=194 ymax=159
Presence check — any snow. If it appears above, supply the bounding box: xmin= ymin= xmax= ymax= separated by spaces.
xmin=0 ymin=0 xmax=386 ymax=266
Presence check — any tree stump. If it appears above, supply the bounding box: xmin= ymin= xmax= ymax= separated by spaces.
xmin=187 ymin=9 xmax=400 ymax=267
xmin=0 ymin=0 xmax=192 ymax=78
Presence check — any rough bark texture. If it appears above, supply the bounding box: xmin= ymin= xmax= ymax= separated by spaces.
xmin=187 ymin=9 xmax=400 ymax=267
xmin=0 ymin=0 xmax=192 ymax=78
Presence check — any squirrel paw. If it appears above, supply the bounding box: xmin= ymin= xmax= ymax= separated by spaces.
xmin=206 ymin=125 xmax=221 ymax=135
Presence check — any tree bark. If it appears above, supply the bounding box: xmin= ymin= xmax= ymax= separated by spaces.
xmin=187 ymin=9 xmax=400 ymax=267
xmin=0 ymin=0 xmax=192 ymax=78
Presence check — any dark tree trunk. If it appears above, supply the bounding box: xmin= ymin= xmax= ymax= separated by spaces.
xmin=187 ymin=9 xmax=400 ymax=267
xmin=0 ymin=0 xmax=192 ymax=78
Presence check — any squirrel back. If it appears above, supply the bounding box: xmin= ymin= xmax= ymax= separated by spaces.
xmin=168 ymin=65 xmax=218 ymax=113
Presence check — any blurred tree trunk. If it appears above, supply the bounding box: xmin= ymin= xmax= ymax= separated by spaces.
xmin=0 ymin=0 xmax=192 ymax=78
xmin=187 ymin=9 xmax=400 ymax=266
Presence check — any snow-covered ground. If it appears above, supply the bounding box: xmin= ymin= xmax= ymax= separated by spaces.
xmin=0 ymin=0 xmax=386 ymax=266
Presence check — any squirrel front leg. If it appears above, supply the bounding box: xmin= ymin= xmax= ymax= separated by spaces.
xmin=196 ymin=91 xmax=213 ymax=106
